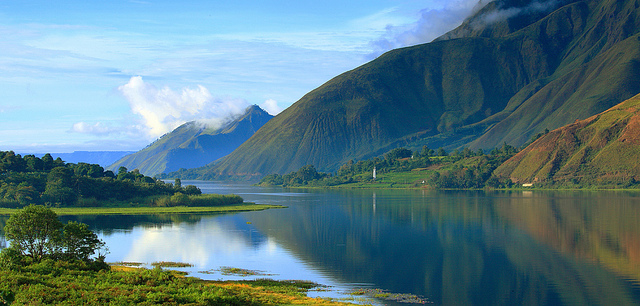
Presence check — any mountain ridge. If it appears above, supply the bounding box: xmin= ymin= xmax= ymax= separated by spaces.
xmin=184 ymin=0 xmax=640 ymax=178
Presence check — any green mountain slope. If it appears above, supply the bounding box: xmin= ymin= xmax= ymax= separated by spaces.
xmin=494 ymin=93 xmax=640 ymax=186
xmin=202 ymin=0 xmax=640 ymax=177
xmin=108 ymin=105 xmax=273 ymax=177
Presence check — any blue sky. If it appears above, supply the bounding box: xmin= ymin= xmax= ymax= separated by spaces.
xmin=0 ymin=0 xmax=489 ymax=153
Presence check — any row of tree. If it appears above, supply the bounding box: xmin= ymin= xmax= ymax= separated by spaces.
xmin=0 ymin=151 xmax=200 ymax=208
xmin=258 ymin=144 xmax=519 ymax=188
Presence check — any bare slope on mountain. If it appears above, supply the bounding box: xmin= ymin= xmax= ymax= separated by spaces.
xmin=208 ymin=0 xmax=640 ymax=177
xmin=494 ymin=93 xmax=640 ymax=185
xmin=108 ymin=106 xmax=273 ymax=176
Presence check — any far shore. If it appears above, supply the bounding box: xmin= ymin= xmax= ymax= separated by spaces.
xmin=0 ymin=203 xmax=285 ymax=216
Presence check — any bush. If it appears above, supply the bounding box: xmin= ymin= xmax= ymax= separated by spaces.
xmin=170 ymin=192 xmax=190 ymax=206
xmin=187 ymin=194 xmax=243 ymax=207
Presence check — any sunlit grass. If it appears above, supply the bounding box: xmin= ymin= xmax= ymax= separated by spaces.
xmin=152 ymin=261 xmax=194 ymax=268
xmin=200 ymin=266 xmax=275 ymax=277
xmin=1 ymin=262 xmax=355 ymax=305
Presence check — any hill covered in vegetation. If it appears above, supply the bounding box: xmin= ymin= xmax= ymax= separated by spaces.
xmin=258 ymin=93 xmax=640 ymax=190
xmin=494 ymin=93 xmax=640 ymax=187
xmin=192 ymin=0 xmax=640 ymax=178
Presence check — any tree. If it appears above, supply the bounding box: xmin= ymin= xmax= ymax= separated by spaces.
xmin=385 ymin=148 xmax=413 ymax=160
xmin=4 ymin=205 xmax=63 ymax=261
xmin=183 ymin=185 xmax=201 ymax=195
xmin=3 ymin=205 xmax=105 ymax=262
xmin=43 ymin=166 xmax=78 ymax=206
xmin=296 ymin=165 xmax=321 ymax=182
xmin=62 ymin=221 xmax=105 ymax=261
xmin=15 ymin=183 xmax=41 ymax=206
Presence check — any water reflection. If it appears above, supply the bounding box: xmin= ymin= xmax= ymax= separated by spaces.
xmin=2 ymin=184 xmax=640 ymax=305
xmin=102 ymin=216 xmax=264 ymax=267
xmin=239 ymin=189 xmax=640 ymax=305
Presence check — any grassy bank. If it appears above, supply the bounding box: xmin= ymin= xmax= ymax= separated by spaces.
xmin=0 ymin=204 xmax=285 ymax=216
xmin=0 ymin=260 xmax=352 ymax=305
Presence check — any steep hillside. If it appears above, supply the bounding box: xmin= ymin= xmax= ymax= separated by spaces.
xmin=205 ymin=0 xmax=640 ymax=177
xmin=108 ymin=105 xmax=273 ymax=176
xmin=494 ymin=93 xmax=640 ymax=185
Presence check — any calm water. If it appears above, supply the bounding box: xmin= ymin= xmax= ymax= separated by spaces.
xmin=3 ymin=181 xmax=640 ymax=305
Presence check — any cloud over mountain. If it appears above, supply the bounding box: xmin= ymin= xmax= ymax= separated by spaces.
xmin=118 ymin=76 xmax=251 ymax=139
xmin=368 ymin=0 xmax=492 ymax=58
xmin=471 ymin=0 xmax=563 ymax=29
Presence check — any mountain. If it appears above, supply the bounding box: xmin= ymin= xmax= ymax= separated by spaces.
xmin=493 ymin=93 xmax=640 ymax=186
xmin=108 ymin=105 xmax=273 ymax=177
xmin=199 ymin=0 xmax=640 ymax=178
xmin=32 ymin=151 xmax=134 ymax=168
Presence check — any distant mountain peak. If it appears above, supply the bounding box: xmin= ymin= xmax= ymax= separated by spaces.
xmin=108 ymin=105 xmax=273 ymax=176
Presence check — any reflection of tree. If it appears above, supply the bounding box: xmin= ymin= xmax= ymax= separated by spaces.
xmin=0 ymin=217 xmax=6 ymax=245
xmin=57 ymin=214 xmax=210 ymax=235
xmin=247 ymin=190 xmax=640 ymax=305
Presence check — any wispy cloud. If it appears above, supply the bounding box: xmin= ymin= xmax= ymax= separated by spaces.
xmin=471 ymin=0 xmax=563 ymax=29
xmin=0 ymin=105 xmax=21 ymax=113
xmin=367 ymin=0 xmax=492 ymax=58
xmin=70 ymin=122 xmax=124 ymax=136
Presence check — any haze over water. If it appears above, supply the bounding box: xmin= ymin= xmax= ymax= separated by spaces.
xmin=52 ymin=182 xmax=640 ymax=305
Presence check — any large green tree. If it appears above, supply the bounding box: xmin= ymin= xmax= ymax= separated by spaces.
xmin=3 ymin=205 xmax=105 ymax=262
xmin=62 ymin=221 xmax=105 ymax=261
xmin=4 ymin=205 xmax=62 ymax=261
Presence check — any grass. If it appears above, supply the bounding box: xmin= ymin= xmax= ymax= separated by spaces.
xmin=349 ymin=288 xmax=431 ymax=304
xmin=0 ymin=204 xmax=285 ymax=216
xmin=201 ymin=267 xmax=275 ymax=277
xmin=0 ymin=260 xmax=354 ymax=305
xmin=152 ymin=262 xmax=194 ymax=268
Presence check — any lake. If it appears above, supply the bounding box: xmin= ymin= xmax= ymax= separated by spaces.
xmin=3 ymin=181 xmax=640 ymax=305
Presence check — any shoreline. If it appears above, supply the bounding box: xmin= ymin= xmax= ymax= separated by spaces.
xmin=0 ymin=203 xmax=286 ymax=216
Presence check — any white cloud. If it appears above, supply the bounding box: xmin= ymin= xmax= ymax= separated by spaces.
xmin=368 ymin=0 xmax=492 ymax=58
xmin=260 ymin=99 xmax=284 ymax=116
xmin=118 ymin=76 xmax=250 ymax=139
xmin=471 ymin=0 xmax=562 ymax=29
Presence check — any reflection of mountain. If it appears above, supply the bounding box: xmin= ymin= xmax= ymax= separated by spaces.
xmin=493 ymin=192 xmax=640 ymax=282
xmin=246 ymin=190 xmax=640 ymax=305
